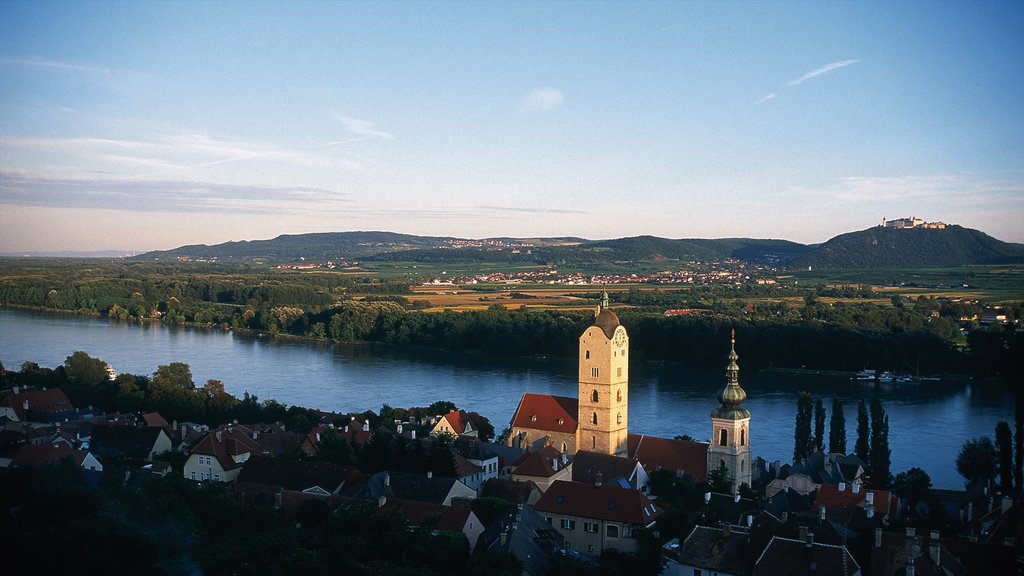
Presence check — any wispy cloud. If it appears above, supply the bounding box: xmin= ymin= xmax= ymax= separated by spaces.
xmin=518 ymin=87 xmax=565 ymax=114
xmin=329 ymin=112 xmax=392 ymax=140
xmin=479 ymin=205 xmax=588 ymax=215
xmin=788 ymin=59 xmax=860 ymax=86
xmin=0 ymin=56 xmax=110 ymax=76
xmin=0 ymin=170 xmax=349 ymax=215
xmin=755 ymin=93 xmax=776 ymax=104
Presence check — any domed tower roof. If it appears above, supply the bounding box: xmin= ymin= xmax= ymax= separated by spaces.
xmin=712 ymin=330 xmax=750 ymax=420
xmin=593 ymin=291 xmax=621 ymax=339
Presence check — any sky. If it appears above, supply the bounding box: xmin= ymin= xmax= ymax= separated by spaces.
xmin=1 ymin=0 xmax=1022 ymax=253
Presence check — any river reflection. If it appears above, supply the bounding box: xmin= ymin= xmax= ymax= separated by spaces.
xmin=0 ymin=307 xmax=1014 ymax=489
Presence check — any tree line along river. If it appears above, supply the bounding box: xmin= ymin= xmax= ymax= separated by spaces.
xmin=0 ymin=307 xmax=1014 ymax=490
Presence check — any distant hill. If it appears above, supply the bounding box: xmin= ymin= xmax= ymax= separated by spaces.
xmin=792 ymin=225 xmax=1024 ymax=269
xmin=132 ymin=226 xmax=1022 ymax=269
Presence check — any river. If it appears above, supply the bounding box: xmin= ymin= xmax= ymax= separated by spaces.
xmin=0 ymin=307 xmax=1014 ymax=490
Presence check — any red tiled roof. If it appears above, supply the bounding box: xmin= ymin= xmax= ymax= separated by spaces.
xmin=142 ymin=412 xmax=170 ymax=429
xmin=380 ymin=497 xmax=474 ymax=533
xmin=439 ymin=410 xmax=471 ymax=435
xmin=510 ymin=394 xmax=578 ymax=434
xmin=513 ymin=445 xmax=567 ymax=478
xmin=627 ymin=434 xmax=709 ymax=480
xmin=452 ymin=450 xmax=482 ymax=478
xmin=535 ymin=480 xmax=662 ymax=525
xmin=190 ymin=427 xmax=261 ymax=471
xmin=814 ymin=483 xmax=899 ymax=516
xmin=12 ymin=442 xmax=88 ymax=468
xmin=1 ymin=388 xmax=75 ymax=420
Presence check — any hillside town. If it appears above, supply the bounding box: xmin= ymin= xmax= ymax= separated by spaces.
xmin=1 ymin=296 xmax=1020 ymax=575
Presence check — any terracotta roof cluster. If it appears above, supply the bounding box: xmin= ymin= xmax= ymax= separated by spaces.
xmin=512 ymin=445 xmax=568 ymax=479
xmin=815 ymin=482 xmax=900 ymax=516
xmin=481 ymin=478 xmax=542 ymax=505
xmin=510 ymin=394 xmax=578 ymax=434
xmin=1 ymin=388 xmax=75 ymax=420
xmin=627 ymin=434 xmax=710 ymax=480
xmin=343 ymin=470 xmax=463 ymax=506
xmin=535 ymin=480 xmax=662 ymax=525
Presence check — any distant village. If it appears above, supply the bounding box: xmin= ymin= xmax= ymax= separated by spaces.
xmin=1 ymin=298 xmax=1020 ymax=575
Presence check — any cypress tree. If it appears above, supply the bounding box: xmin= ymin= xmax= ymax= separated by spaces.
xmin=813 ymin=398 xmax=826 ymax=453
xmin=793 ymin=391 xmax=813 ymax=464
xmin=996 ymin=421 xmax=1014 ymax=491
xmin=869 ymin=396 xmax=891 ymax=488
xmin=1015 ymin=396 xmax=1023 ymax=493
xmin=829 ymin=398 xmax=846 ymax=454
xmin=855 ymin=399 xmax=870 ymax=464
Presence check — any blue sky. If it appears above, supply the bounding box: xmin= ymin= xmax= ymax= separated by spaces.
xmin=1 ymin=1 xmax=1021 ymax=252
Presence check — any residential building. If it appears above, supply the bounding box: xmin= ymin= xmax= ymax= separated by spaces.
xmin=752 ymin=534 xmax=861 ymax=576
xmin=183 ymin=426 xmax=260 ymax=482
xmin=89 ymin=423 xmax=173 ymax=462
xmin=430 ymin=410 xmax=477 ymax=438
xmin=379 ymin=497 xmax=485 ymax=551
xmin=510 ymin=445 xmax=572 ymax=493
xmin=534 ymin=479 xmax=661 ymax=555
xmin=663 ymin=524 xmax=751 ymax=576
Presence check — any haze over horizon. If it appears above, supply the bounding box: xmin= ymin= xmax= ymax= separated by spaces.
xmin=1 ymin=1 xmax=1022 ymax=253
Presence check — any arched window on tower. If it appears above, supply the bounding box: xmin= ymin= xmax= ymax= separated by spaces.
xmin=562 ymin=442 xmax=567 ymax=453
xmin=592 ymin=390 xmax=599 ymax=403
xmin=740 ymin=429 xmax=746 ymax=446
xmin=592 ymin=412 xmax=598 ymax=425
xmin=719 ymin=429 xmax=728 ymax=446
xmin=616 ymin=389 xmax=622 ymax=402
xmin=593 ymin=435 xmax=597 ymax=449
xmin=585 ymin=350 xmax=590 ymax=359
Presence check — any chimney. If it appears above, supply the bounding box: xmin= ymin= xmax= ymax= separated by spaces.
xmin=852 ymin=483 xmax=860 ymax=494
xmin=906 ymin=556 xmax=915 ymax=576
xmin=839 ymin=482 xmax=846 ymax=492
xmin=561 ymin=452 xmax=568 ymax=465
xmin=799 ymin=526 xmax=808 ymax=541
xmin=734 ymin=493 xmax=741 ymax=503
xmin=906 ymin=527 xmax=916 ymax=538
xmin=866 ymin=491 xmax=874 ymax=505
xmin=427 ymin=470 xmax=432 ymax=479
xmin=397 ymin=424 xmax=403 ymax=434
xmin=344 ymin=425 xmax=349 ymax=433
xmin=805 ymin=532 xmax=814 ymax=548
xmin=233 ymin=418 xmax=238 ymax=424
xmin=23 ymin=400 xmax=29 ymax=411
xmin=351 ymin=415 xmax=356 ymax=421
xmin=929 ymin=537 xmax=940 ymax=566
xmin=11 ymin=386 xmax=18 ymax=394
xmin=866 ymin=502 xmax=874 ymax=518
xmin=781 ymin=511 xmax=789 ymax=523
xmin=363 ymin=421 xmax=369 ymax=432
xmin=747 ymin=515 xmax=753 ymax=527
xmin=411 ymin=430 xmax=416 ymax=440
xmin=875 ymin=528 xmax=883 ymax=548
xmin=819 ymin=505 xmax=826 ymax=521
xmin=595 ymin=472 xmax=603 ymax=488
xmin=316 ymin=433 xmax=321 ymax=443
xmin=384 ymin=472 xmax=390 ymax=487
xmin=378 ymin=496 xmax=387 ymax=508
xmin=704 ymin=492 xmax=712 ymax=503
xmin=215 ymin=431 xmax=222 ymax=443
xmin=252 ymin=430 xmax=258 ymax=441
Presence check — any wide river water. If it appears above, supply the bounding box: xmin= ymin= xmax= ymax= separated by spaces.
xmin=0 ymin=307 xmax=1014 ymax=489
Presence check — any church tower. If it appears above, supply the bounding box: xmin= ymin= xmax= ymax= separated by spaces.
xmin=577 ymin=292 xmax=629 ymax=457
xmin=706 ymin=331 xmax=752 ymax=493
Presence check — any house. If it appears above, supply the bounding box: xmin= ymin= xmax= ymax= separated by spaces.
xmin=430 ymin=410 xmax=477 ymax=438
xmin=479 ymin=504 xmax=564 ymax=575
xmin=379 ymin=497 xmax=485 ymax=551
xmin=452 ymin=437 xmax=500 ymax=493
xmin=627 ymin=434 xmax=710 ymax=481
xmin=11 ymin=441 xmax=103 ymax=473
xmin=234 ymin=454 xmax=362 ymax=509
xmin=752 ymin=534 xmax=861 ymax=576
xmin=663 ymin=524 xmax=751 ymax=576
xmin=301 ymin=420 xmax=371 ymax=456
xmin=507 ymin=393 xmax=579 ymax=454
xmin=89 ymin=424 xmax=173 ymax=462
xmin=510 ymin=445 xmax=572 ymax=493
xmin=481 ymin=478 xmax=543 ymax=506
xmin=183 ymin=426 xmax=261 ymax=482
xmin=571 ymin=450 xmax=649 ymax=493
xmin=814 ymin=481 xmax=900 ymax=517
xmin=0 ymin=387 xmax=76 ymax=423
xmin=342 ymin=470 xmax=477 ymax=507
xmin=534 ymin=479 xmax=662 ymax=555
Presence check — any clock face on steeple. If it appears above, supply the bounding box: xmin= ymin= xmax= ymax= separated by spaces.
xmin=613 ymin=331 xmax=626 ymax=348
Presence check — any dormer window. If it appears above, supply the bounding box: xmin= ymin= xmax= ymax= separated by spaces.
xmin=530 ymin=415 xmax=537 ymax=422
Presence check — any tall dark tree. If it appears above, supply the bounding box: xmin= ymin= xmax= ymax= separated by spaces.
xmin=1015 ymin=396 xmax=1023 ymax=494
xmin=956 ymin=437 xmax=997 ymax=486
xmin=829 ymin=398 xmax=847 ymax=454
xmin=855 ymin=399 xmax=870 ymax=464
xmin=793 ymin=391 xmax=813 ymax=463
xmin=995 ymin=421 xmax=1014 ymax=492
xmin=813 ymin=398 xmax=826 ymax=453
xmin=869 ymin=396 xmax=891 ymax=488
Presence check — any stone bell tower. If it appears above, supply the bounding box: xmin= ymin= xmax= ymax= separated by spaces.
xmin=577 ymin=292 xmax=629 ymax=456
xmin=706 ymin=330 xmax=752 ymax=492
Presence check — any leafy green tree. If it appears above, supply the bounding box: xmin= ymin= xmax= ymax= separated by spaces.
xmin=793 ymin=391 xmax=813 ymax=463
xmin=707 ymin=463 xmax=734 ymax=494
xmin=956 ymin=437 xmax=997 ymax=485
xmin=152 ymin=362 xmax=194 ymax=390
xmin=996 ymin=421 xmax=1014 ymax=492
xmin=869 ymin=396 xmax=891 ymax=488
xmin=829 ymin=398 xmax=846 ymax=454
xmin=892 ymin=467 xmax=932 ymax=510
xmin=466 ymin=548 xmax=521 ymax=576
xmin=318 ymin=431 xmax=357 ymax=465
xmin=466 ymin=411 xmax=495 ymax=442
xmin=813 ymin=398 xmax=826 ymax=452
xmin=855 ymin=399 xmax=870 ymax=464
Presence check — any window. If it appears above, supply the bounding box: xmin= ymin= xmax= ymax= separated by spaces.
xmin=584 ymin=522 xmax=599 ymax=533
xmin=617 ymin=367 xmax=622 ymax=377
xmin=561 ymin=519 xmax=576 ymax=530
xmin=214 ymin=474 xmax=221 ymax=481
xmin=545 ymin=517 xmax=552 ymax=524
xmin=616 ymin=413 xmax=622 ymax=424
xmin=592 ymin=435 xmax=596 ymax=449
xmin=592 ymin=390 xmax=599 ymax=403
xmin=719 ymin=429 xmax=728 ymax=446
xmin=693 ymin=570 xmax=702 ymax=576
xmin=591 ymin=367 xmax=599 ymax=378
xmin=617 ymin=389 xmax=622 ymax=402
xmin=585 ymin=350 xmax=590 ymax=359
xmin=190 ymin=471 xmax=196 ymax=480
xmin=740 ymin=428 xmax=746 ymax=446
xmin=592 ymin=412 xmax=598 ymax=425
xmin=606 ymin=525 xmax=619 ymax=538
